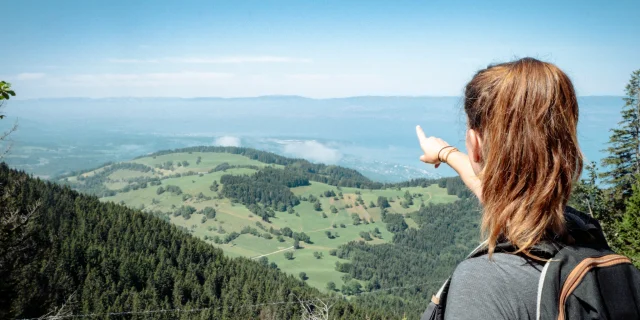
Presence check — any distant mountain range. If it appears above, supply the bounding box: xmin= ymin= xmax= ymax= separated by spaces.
xmin=1 ymin=95 xmax=624 ymax=181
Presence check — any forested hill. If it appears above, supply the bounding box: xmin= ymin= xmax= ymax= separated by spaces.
xmin=59 ymin=146 xmax=432 ymax=191
xmin=0 ymin=164 xmax=395 ymax=319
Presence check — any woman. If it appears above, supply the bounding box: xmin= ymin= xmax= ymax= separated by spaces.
xmin=416 ymin=57 xmax=583 ymax=319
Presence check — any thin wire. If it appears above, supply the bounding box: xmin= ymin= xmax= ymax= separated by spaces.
xmin=16 ymin=279 xmax=447 ymax=320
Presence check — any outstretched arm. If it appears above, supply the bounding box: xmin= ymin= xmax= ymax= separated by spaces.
xmin=416 ymin=125 xmax=482 ymax=201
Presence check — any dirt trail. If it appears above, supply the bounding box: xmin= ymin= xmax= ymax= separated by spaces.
xmin=250 ymin=246 xmax=294 ymax=259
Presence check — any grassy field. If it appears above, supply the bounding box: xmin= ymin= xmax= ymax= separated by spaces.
xmin=71 ymin=151 xmax=459 ymax=293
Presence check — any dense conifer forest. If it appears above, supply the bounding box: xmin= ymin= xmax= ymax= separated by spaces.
xmin=339 ymin=198 xmax=480 ymax=317
xmin=0 ymin=164 xmax=397 ymax=319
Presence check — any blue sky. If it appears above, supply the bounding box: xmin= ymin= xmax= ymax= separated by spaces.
xmin=2 ymin=0 xmax=639 ymax=98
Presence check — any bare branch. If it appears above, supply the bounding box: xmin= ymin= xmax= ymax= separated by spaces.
xmin=38 ymin=290 xmax=76 ymax=319
xmin=296 ymin=295 xmax=334 ymax=320
xmin=0 ymin=119 xmax=18 ymax=160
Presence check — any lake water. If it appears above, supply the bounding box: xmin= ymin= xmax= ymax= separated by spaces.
xmin=0 ymin=96 xmax=623 ymax=182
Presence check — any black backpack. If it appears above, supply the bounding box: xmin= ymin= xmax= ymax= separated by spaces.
xmin=421 ymin=207 xmax=640 ymax=320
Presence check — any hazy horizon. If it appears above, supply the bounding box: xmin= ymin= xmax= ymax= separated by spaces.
xmin=1 ymin=96 xmax=625 ymax=183
xmin=9 ymin=94 xmax=627 ymax=101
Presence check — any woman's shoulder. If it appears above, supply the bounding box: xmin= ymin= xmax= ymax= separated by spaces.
xmin=444 ymin=253 xmax=543 ymax=320
xmin=453 ymin=252 xmax=544 ymax=279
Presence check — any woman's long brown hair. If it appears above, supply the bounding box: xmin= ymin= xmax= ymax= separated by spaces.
xmin=464 ymin=58 xmax=583 ymax=258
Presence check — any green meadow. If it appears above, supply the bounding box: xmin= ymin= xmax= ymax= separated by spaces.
xmin=66 ymin=151 xmax=458 ymax=293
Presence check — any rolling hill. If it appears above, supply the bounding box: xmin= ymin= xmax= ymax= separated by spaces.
xmin=56 ymin=147 xmax=464 ymax=296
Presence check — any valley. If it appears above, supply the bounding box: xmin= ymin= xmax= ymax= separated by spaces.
xmin=58 ymin=147 xmax=460 ymax=293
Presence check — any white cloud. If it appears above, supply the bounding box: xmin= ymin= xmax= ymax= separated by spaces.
xmin=282 ymin=140 xmax=342 ymax=164
xmin=108 ymin=56 xmax=312 ymax=64
xmin=214 ymin=136 xmax=241 ymax=147
xmin=16 ymin=73 xmax=46 ymax=80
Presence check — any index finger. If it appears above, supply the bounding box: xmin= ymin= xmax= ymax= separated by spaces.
xmin=416 ymin=125 xmax=428 ymax=143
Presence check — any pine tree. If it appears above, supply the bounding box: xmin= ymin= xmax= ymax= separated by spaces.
xmin=601 ymin=70 xmax=640 ymax=206
xmin=570 ymin=163 xmax=610 ymax=221
xmin=619 ymin=177 xmax=640 ymax=267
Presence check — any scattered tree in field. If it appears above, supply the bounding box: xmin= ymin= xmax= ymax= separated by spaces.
xmin=329 ymin=249 xmax=337 ymax=256
xmin=288 ymin=207 xmax=295 ymax=214
xmin=293 ymin=239 xmax=301 ymax=249
xmin=258 ymin=256 xmax=268 ymax=266
xmin=284 ymin=251 xmax=294 ymax=260
xmin=326 ymin=281 xmax=336 ymax=291
xmin=351 ymin=213 xmax=361 ymax=225
xmin=156 ymin=186 xmax=165 ymax=195
xmin=165 ymin=185 xmax=183 ymax=195
xmin=281 ymin=227 xmax=293 ymax=237
xmin=322 ymin=212 xmax=328 ymax=218
xmin=196 ymin=156 xmax=202 ymax=164
xmin=330 ymin=205 xmax=338 ymax=214
xmin=313 ymin=251 xmax=323 ymax=259
xmin=359 ymin=231 xmax=372 ymax=241
xmin=201 ymin=216 xmax=207 ymax=224
xmin=293 ymin=232 xmax=311 ymax=243
xmin=182 ymin=160 xmax=190 ymax=167
xmin=323 ymin=190 xmax=336 ymax=197
xmin=299 ymin=272 xmax=307 ymax=281
xmin=202 ymin=206 xmax=216 ymax=219
xmin=314 ymin=201 xmax=322 ymax=211
xmin=209 ymin=180 xmax=219 ymax=192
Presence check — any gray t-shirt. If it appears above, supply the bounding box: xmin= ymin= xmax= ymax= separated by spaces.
xmin=444 ymin=253 xmax=544 ymax=320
